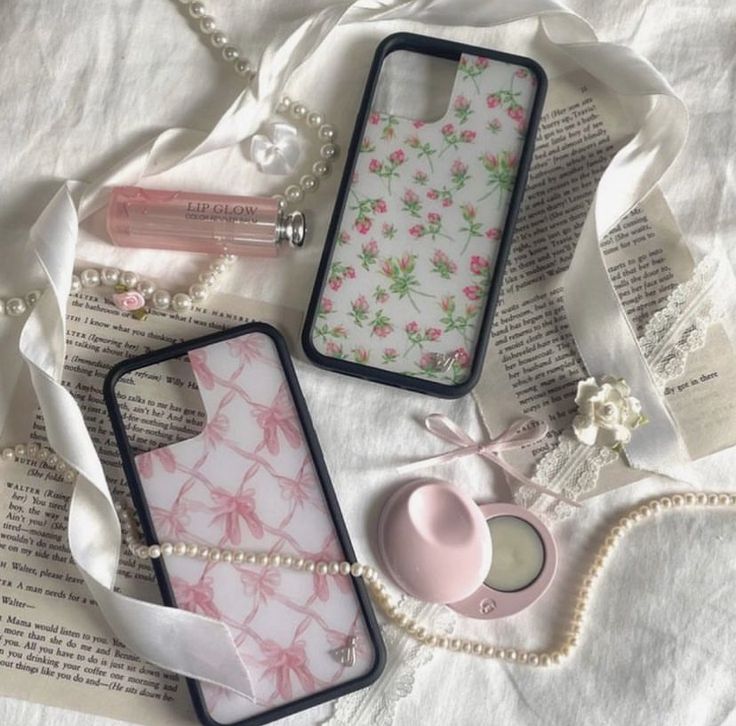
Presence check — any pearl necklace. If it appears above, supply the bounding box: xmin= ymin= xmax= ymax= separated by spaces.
xmin=1 ymin=93 xmax=338 ymax=320
xmin=5 ymin=440 xmax=735 ymax=666
xmin=1 ymin=0 xmax=341 ymax=319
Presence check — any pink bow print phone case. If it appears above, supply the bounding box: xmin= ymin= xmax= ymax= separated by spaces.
xmin=105 ymin=323 xmax=384 ymax=726
xmin=303 ymin=33 xmax=546 ymax=397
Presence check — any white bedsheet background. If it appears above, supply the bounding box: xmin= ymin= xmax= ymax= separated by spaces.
xmin=1 ymin=1 xmax=735 ymax=725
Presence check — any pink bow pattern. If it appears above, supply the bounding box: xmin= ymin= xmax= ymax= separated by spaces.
xmin=137 ymin=448 xmax=176 ymax=478
xmin=259 ymin=640 xmax=316 ymax=700
xmin=252 ymin=383 xmax=302 ymax=455
xmin=171 ymin=576 xmax=222 ymax=620
xmin=209 ymin=487 xmax=264 ymax=544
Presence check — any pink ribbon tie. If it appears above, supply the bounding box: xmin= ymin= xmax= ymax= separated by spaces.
xmin=399 ymin=414 xmax=581 ymax=508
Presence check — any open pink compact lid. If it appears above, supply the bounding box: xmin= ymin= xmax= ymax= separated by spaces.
xmin=377 ymin=479 xmax=493 ymax=604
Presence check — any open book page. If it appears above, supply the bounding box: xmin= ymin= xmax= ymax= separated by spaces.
xmin=0 ymin=292 xmax=302 ymax=724
xmin=473 ymin=70 xmax=736 ymax=495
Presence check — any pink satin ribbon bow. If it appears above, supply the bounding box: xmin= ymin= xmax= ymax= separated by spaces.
xmin=399 ymin=414 xmax=581 ymax=508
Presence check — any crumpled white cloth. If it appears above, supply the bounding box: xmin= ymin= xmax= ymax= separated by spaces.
xmin=3 ymin=5 xmax=733 ymax=722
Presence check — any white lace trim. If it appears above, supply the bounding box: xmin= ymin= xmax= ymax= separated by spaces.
xmin=640 ymin=256 xmax=723 ymax=388
xmin=515 ymin=256 xmax=723 ymax=521
xmin=516 ymin=434 xmax=619 ymax=520
xmin=322 ymin=600 xmax=455 ymax=726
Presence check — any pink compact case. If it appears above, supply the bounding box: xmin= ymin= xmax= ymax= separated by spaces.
xmin=378 ymin=478 xmax=556 ymax=619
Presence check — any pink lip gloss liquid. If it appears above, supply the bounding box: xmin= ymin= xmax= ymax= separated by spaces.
xmin=106 ymin=186 xmax=306 ymax=257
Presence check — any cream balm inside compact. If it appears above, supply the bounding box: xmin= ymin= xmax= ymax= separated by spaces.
xmin=377 ymin=479 xmax=557 ymax=619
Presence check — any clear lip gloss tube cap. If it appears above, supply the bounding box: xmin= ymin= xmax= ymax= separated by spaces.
xmin=106 ymin=186 xmax=306 ymax=257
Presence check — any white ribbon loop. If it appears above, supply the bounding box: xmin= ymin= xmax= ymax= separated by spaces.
xmin=249 ymin=122 xmax=301 ymax=175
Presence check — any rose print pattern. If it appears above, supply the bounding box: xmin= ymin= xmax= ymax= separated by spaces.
xmin=430 ymin=249 xmax=458 ymax=280
xmin=458 ymin=54 xmax=490 ymax=92
xmin=486 ymin=118 xmax=502 ymax=134
xmin=327 ymin=260 xmax=356 ymax=291
xmin=439 ymin=122 xmax=477 ymax=156
xmin=349 ymin=294 xmax=370 ymax=326
xmin=412 ymin=169 xmax=429 ymax=185
xmin=478 ymin=150 xmax=518 ymax=203
xmin=359 ymin=136 xmax=375 ymax=154
xmin=372 ymin=284 xmax=389 ymax=303
xmin=404 ymin=321 xmax=443 ymax=357
xmin=401 ymin=188 xmax=422 ymax=218
xmin=316 ymin=296 xmax=334 ymax=319
xmin=463 ymin=255 xmax=493 ymax=301
xmin=378 ymin=113 xmax=398 ymax=140
xmin=459 ymin=203 xmax=483 ymax=253
xmin=408 ymin=212 xmax=451 ymax=242
xmin=351 ymin=346 xmax=370 ymax=363
xmin=486 ymin=73 xmax=529 ymax=133
xmin=452 ymin=95 xmax=473 ymax=124
xmin=311 ymin=54 xmax=537 ymax=385
xmin=368 ymin=309 xmax=393 ymax=338
xmin=349 ymin=191 xmax=387 ymax=235
xmin=368 ymin=149 xmax=406 ymax=193
xmin=406 ymin=133 xmax=437 ymax=172
xmin=382 ymin=347 xmax=398 ymax=364
xmin=312 ymin=321 xmax=348 ymax=342
xmin=426 ymin=186 xmax=454 ymax=208
xmin=380 ymin=254 xmax=432 ymax=313
xmin=135 ymin=334 xmax=373 ymax=721
xmin=450 ymin=159 xmax=471 ymax=189
xmin=440 ymin=295 xmax=479 ymax=345
xmin=381 ymin=222 xmax=396 ymax=239
xmin=358 ymin=239 xmax=379 ymax=270
xmin=324 ymin=340 xmax=345 ymax=358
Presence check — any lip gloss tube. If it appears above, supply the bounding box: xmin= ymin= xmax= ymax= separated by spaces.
xmin=106 ymin=186 xmax=306 ymax=257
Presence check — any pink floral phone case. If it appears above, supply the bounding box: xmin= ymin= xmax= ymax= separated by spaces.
xmin=304 ymin=34 xmax=545 ymax=397
xmin=107 ymin=324 xmax=383 ymax=726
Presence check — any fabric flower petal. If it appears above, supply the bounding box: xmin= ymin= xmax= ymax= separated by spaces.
xmin=574 ymin=377 xmax=600 ymax=406
xmin=572 ymin=415 xmax=598 ymax=446
xmin=249 ymin=123 xmax=301 ymax=175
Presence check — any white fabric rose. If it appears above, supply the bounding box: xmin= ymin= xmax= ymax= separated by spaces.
xmin=572 ymin=376 xmax=646 ymax=449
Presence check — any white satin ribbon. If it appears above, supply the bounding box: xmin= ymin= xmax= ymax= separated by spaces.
xmin=2 ymin=0 xmax=692 ymax=694
xmin=250 ymin=123 xmax=301 ymax=175
xmin=10 ymin=5 xmax=355 ymax=698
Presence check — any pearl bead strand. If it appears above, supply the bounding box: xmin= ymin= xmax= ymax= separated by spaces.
xmin=176 ymin=0 xmax=254 ymax=81
xmin=71 ymin=253 xmax=238 ymax=317
xmin=0 ymin=291 xmax=43 ymax=318
xmin=5 ymin=439 xmax=736 ymax=663
xmin=1 ymin=441 xmax=78 ymax=482
xmin=114 ymin=490 xmax=736 ymax=665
